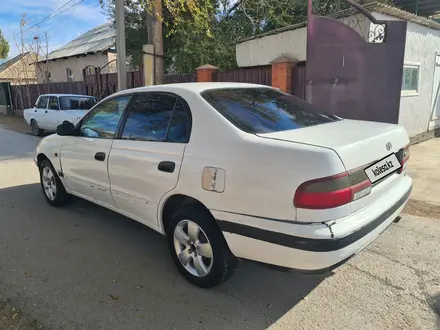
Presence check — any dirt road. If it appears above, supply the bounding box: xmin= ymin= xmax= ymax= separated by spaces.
xmin=0 ymin=126 xmax=439 ymax=329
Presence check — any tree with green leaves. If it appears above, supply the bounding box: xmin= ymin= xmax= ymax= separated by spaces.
xmin=99 ymin=0 xmax=397 ymax=75
xmin=0 ymin=29 xmax=9 ymax=59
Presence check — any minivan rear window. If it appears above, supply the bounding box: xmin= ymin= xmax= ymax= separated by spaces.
xmin=201 ymin=88 xmax=339 ymax=134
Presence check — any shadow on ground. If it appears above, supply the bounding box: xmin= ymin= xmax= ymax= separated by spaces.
xmin=0 ymin=128 xmax=41 ymax=161
xmin=429 ymin=294 xmax=440 ymax=329
xmin=0 ymin=183 xmax=329 ymax=329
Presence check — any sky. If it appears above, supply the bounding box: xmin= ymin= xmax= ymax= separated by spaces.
xmin=0 ymin=0 xmax=109 ymax=60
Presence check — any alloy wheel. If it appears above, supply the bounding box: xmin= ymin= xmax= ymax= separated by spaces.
xmin=173 ymin=219 xmax=214 ymax=277
xmin=41 ymin=166 xmax=57 ymax=200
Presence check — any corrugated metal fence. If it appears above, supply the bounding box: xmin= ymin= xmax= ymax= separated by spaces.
xmin=213 ymin=66 xmax=272 ymax=86
xmin=84 ymin=70 xmax=143 ymax=100
xmin=292 ymin=64 xmax=306 ymax=100
xmin=164 ymin=73 xmax=197 ymax=84
xmin=11 ymin=82 xmax=85 ymax=111
xmin=8 ymin=64 xmax=305 ymax=111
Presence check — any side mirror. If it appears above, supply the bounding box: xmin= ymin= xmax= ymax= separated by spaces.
xmin=56 ymin=121 xmax=75 ymax=136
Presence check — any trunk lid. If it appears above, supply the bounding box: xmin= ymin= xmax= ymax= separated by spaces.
xmin=257 ymin=119 xmax=409 ymax=171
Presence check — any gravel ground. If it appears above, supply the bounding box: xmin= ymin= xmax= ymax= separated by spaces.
xmin=0 ymin=124 xmax=439 ymax=329
xmin=0 ymin=301 xmax=42 ymax=330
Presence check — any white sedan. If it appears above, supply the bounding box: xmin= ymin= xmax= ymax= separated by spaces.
xmin=24 ymin=94 xmax=97 ymax=136
xmin=34 ymin=83 xmax=412 ymax=288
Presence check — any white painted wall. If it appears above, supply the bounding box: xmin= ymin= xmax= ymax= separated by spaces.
xmin=236 ymin=26 xmax=308 ymax=66
xmin=236 ymin=14 xmax=369 ymax=67
xmin=397 ymin=22 xmax=440 ymax=136
xmin=37 ymin=52 xmax=117 ymax=83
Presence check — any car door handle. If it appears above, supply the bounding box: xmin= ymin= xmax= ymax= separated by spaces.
xmin=158 ymin=161 xmax=175 ymax=173
xmin=94 ymin=152 xmax=106 ymax=161
xmin=34 ymin=110 xmax=37 ymax=112
xmin=45 ymin=110 xmax=48 ymax=113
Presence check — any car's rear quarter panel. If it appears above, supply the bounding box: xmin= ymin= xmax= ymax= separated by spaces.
xmin=167 ymin=90 xmax=347 ymax=223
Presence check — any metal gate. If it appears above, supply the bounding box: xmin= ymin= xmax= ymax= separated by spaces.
xmin=306 ymin=0 xmax=407 ymax=124
xmin=292 ymin=62 xmax=306 ymax=99
xmin=0 ymin=82 xmax=12 ymax=115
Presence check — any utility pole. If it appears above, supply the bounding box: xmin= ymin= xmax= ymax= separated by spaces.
xmin=152 ymin=0 xmax=164 ymax=85
xmin=147 ymin=12 xmax=153 ymax=44
xmin=115 ymin=0 xmax=127 ymax=91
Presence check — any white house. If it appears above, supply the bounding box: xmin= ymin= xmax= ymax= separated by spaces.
xmin=236 ymin=3 xmax=440 ymax=138
xmin=37 ymin=23 xmax=117 ymax=83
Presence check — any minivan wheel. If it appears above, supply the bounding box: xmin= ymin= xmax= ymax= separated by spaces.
xmin=167 ymin=205 xmax=238 ymax=288
xmin=39 ymin=160 xmax=69 ymax=206
xmin=31 ymin=119 xmax=42 ymax=136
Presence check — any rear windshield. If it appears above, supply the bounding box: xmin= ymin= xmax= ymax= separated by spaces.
xmin=59 ymin=96 xmax=97 ymax=110
xmin=201 ymin=88 xmax=339 ymax=134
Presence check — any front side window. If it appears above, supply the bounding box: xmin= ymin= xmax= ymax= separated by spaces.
xmin=48 ymin=96 xmax=59 ymax=110
xmin=37 ymin=96 xmax=49 ymax=109
xmin=80 ymin=95 xmax=131 ymax=139
xmin=401 ymin=64 xmax=420 ymax=94
xmin=202 ymin=88 xmax=338 ymax=134
xmin=60 ymin=96 xmax=97 ymax=110
xmin=122 ymin=93 xmax=189 ymax=142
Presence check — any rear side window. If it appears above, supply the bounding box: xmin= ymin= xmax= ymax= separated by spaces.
xmin=201 ymin=88 xmax=338 ymax=134
xmin=60 ymin=96 xmax=97 ymax=110
xmin=121 ymin=93 xmax=190 ymax=142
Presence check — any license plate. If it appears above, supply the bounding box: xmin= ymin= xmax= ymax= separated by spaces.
xmin=364 ymin=154 xmax=401 ymax=183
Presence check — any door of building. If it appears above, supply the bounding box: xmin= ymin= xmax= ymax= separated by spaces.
xmin=432 ymin=53 xmax=440 ymax=118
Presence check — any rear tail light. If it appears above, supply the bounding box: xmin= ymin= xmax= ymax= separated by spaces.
xmin=398 ymin=145 xmax=410 ymax=174
xmin=294 ymin=171 xmax=371 ymax=210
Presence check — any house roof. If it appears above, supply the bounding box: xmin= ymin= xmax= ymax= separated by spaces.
xmin=364 ymin=2 xmax=440 ymax=30
xmin=0 ymin=52 xmax=30 ymax=73
xmin=395 ymin=0 xmax=440 ymax=17
xmin=237 ymin=2 xmax=440 ymax=44
xmin=40 ymin=22 xmax=115 ymax=62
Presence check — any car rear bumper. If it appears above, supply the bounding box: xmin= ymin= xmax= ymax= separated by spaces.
xmin=212 ymin=175 xmax=412 ymax=272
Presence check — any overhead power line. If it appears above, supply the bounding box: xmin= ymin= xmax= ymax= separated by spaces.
xmin=22 ymin=0 xmax=86 ymax=33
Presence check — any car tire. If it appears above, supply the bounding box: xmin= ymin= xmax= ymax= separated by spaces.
xmin=39 ymin=159 xmax=69 ymax=207
xmin=167 ymin=204 xmax=238 ymax=288
xmin=31 ymin=119 xmax=43 ymax=136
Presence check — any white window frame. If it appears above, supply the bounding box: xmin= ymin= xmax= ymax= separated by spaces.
xmin=45 ymin=71 xmax=52 ymax=83
xmin=85 ymin=66 xmax=95 ymax=75
xmin=66 ymin=68 xmax=74 ymax=82
xmin=401 ymin=61 xmax=421 ymax=97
